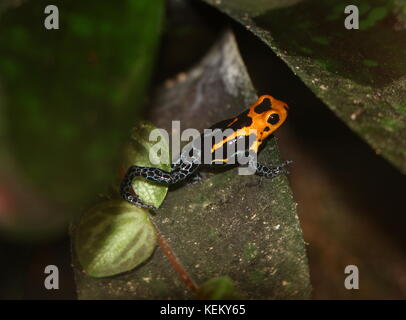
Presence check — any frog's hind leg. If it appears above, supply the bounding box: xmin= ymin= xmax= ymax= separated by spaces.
xmin=120 ymin=165 xmax=172 ymax=209
xmin=120 ymin=161 xmax=200 ymax=208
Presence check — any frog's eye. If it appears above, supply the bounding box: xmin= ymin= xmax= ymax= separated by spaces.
xmin=267 ymin=113 xmax=280 ymax=125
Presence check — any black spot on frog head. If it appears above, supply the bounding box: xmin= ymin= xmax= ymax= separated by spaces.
xmin=263 ymin=126 xmax=271 ymax=132
xmin=267 ymin=113 xmax=280 ymax=125
xmin=254 ymin=97 xmax=272 ymax=114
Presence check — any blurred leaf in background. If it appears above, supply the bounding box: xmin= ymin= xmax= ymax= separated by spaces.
xmin=204 ymin=0 xmax=406 ymax=173
xmin=0 ymin=0 xmax=164 ymax=240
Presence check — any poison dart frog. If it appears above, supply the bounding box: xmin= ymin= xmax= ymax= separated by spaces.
xmin=121 ymin=95 xmax=291 ymax=209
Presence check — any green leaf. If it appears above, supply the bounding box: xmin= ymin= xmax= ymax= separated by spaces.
xmin=203 ymin=0 xmax=406 ymax=173
xmin=122 ymin=121 xmax=171 ymax=209
xmin=0 ymin=0 xmax=164 ymax=239
xmin=73 ymin=200 xmax=157 ymax=278
xmin=197 ymin=276 xmax=243 ymax=300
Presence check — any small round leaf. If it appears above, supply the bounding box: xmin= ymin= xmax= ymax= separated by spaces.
xmin=74 ymin=200 xmax=157 ymax=277
xmin=122 ymin=121 xmax=171 ymax=209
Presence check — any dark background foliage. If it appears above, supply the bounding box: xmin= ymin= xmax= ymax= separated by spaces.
xmin=0 ymin=0 xmax=405 ymax=299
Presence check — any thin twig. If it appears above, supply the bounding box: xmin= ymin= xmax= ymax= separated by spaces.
xmin=153 ymin=221 xmax=199 ymax=293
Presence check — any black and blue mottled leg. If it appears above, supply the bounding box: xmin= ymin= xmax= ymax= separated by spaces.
xmin=120 ymin=160 xmax=200 ymax=209
xmin=120 ymin=166 xmax=172 ymax=209
xmin=251 ymin=160 xmax=292 ymax=178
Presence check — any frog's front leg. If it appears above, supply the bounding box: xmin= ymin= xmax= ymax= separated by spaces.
xmin=250 ymin=160 xmax=292 ymax=178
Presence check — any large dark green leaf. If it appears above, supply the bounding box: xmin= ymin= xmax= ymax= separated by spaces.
xmin=0 ymin=0 xmax=164 ymax=239
xmin=73 ymin=30 xmax=311 ymax=299
xmin=203 ymin=0 xmax=406 ymax=173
